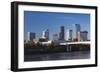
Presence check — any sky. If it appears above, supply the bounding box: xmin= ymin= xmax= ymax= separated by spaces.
xmin=24 ymin=11 xmax=90 ymax=40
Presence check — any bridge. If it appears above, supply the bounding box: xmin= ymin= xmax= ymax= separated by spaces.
xmin=60 ymin=41 xmax=91 ymax=45
xmin=59 ymin=41 xmax=90 ymax=51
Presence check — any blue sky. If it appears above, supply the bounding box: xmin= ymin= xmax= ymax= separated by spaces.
xmin=24 ymin=11 xmax=90 ymax=40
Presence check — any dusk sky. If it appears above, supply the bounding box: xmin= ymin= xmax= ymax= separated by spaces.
xmin=24 ymin=11 xmax=90 ymax=40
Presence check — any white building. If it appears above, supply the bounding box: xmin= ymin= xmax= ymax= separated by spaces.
xmin=40 ymin=40 xmax=52 ymax=45
xmin=42 ymin=29 xmax=49 ymax=40
xmin=66 ymin=29 xmax=73 ymax=41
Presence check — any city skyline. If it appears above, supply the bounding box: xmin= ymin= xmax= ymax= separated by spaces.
xmin=24 ymin=11 xmax=90 ymax=40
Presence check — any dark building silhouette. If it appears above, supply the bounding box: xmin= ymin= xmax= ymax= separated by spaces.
xmin=39 ymin=38 xmax=47 ymax=42
xmin=80 ymin=31 xmax=88 ymax=41
xmin=75 ymin=24 xmax=81 ymax=39
xmin=59 ymin=26 xmax=64 ymax=41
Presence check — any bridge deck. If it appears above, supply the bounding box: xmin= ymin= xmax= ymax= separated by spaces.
xmin=60 ymin=41 xmax=90 ymax=45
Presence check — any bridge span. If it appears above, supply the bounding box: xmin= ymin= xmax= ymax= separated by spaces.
xmin=60 ymin=41 xmax=90 ymax=45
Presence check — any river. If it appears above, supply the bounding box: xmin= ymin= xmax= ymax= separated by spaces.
xmin=24 ymin=51 xmax=90 ymax=62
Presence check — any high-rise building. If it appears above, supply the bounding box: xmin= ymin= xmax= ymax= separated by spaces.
xmin=75 ymin=24 xmax=81 ymax=39
xmin=78 ymin=32 xmax=80 ymax=42
xmin=66 ymin=29 xmax=73 ymax=41
xmin=59 ymin=26 xmax=64 ymax=41
xmin=80 ymin=31 xmax=88 ymax=41
xmin=53 ymin=34 xmax=58 ymax=41
xmin=42 ymin=29 xmax=49 ymax=40
xmin=27 ymin=32 xmax=36 ymax=42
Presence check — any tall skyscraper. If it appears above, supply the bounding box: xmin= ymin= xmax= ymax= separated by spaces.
xmin=78 ymin=32 xmax=80 ymax=42
xmin=80 ymin=31 xmax=88 ymax=41
xmin=27 ymin=32 xmax=36 ymax=42
xmin=66 ymin=29 xmax=73 ymax=41
xmin=75 ymin=24 xmax=81 ymax=39
xmin=59 ymin=26 xmax=64 ymax=41
xmin=42 ymin=29 xmax=49 ymax=40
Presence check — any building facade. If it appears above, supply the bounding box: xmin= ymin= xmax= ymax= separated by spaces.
xmin=75 ymin=24 xmax=81 ymax=39
xmin=52 ymin=34 xmax=58 ymax=41
xmin=78 ymin=32 xmax=80 ymax=42
xmin=27 ymin=32 xmax=36 ymax=42
xmin=66 ymin=29 xmax=73 ymax=41
xmin=42 ymin=29 xmax=49 ymax=40
xmin=59 ymin=26 xmax=64 ymax=41
xmin=80 ymin=31 xmax=88 ymax=41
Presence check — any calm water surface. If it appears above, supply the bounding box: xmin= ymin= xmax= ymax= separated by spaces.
xmin=24 ymin=51 xmax=90 ymax=62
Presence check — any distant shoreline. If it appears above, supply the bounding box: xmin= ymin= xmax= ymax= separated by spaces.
xmin=24 ymin=44 xmax=90 ymax=55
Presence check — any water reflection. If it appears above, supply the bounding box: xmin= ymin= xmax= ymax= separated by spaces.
xmin=24 ymin=51 xmax=90 ymax=62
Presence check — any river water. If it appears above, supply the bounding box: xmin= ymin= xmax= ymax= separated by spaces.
xmin=24 ymin=51 xmax=90 ymax=62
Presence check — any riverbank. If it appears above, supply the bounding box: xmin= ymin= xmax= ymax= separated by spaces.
xmin=24 ymin=44 xmax=90 ymax=55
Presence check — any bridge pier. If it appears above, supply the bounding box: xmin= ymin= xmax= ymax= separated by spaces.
xmin=66 ymin=44 xmax=72 ymax=52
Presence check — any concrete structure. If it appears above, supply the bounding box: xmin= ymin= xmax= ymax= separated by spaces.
xmin=27 ymin=32 xmax=36 ymax=42
xmin=59 ymin=26 xmax=64 ymax=41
